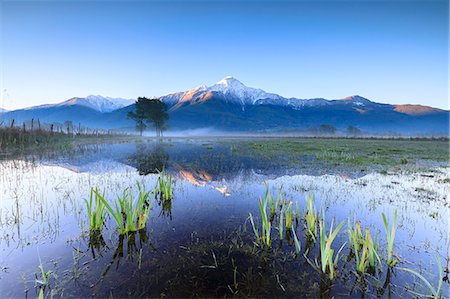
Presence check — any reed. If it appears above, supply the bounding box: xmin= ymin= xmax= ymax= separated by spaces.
xmin=85 ymin=187 xmax=107 ymax=232
xmin=278 ymin=205 xmax=285 ymax=240
xmin=285 ymin=201 xmax=294 ymax=230
xmin=96 ymin=183 xmax=152 ymax=234
xmin=398 ymin=255 xmax=443 ymax=298
xmin=156 ymin=169 xmax=173 ymax=201
xmin=348 ymin=220 xmax=381 ymax=274
xmin=266 ymin=184 xmax=282 ymax=221
xmin=304 ymin=194 xmax=318 ymax=240
xmin=291 ymin=226 xmax=301 ymax=254
xmin=315 ymin=212 xmax=345 ymax=280
xmin=382 ymin=209 xmax=398 ymax=267
xmin=249 ymin=194 xmax=271 ymax=247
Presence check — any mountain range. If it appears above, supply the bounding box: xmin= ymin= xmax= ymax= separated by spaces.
xmin=1 ymin=77 xmax=448 ymax=135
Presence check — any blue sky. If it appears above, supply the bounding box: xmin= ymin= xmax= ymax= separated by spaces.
xmin=1 ymin=0 xmax=448 ymax=110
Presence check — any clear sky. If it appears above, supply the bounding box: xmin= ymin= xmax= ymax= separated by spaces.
xmin=1 ymin=0 xmax=448 ymax=110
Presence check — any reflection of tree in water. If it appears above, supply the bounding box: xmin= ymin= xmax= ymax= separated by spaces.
xmin=129 ymin=144 xmax=169 ymax=175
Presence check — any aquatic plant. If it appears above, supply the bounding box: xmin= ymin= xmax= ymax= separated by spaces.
xmin=35 ymin=255 xmax=56 ymax=293
xmin=156 ymin=169 xmax=173 ymax=201
xmin=266 ymin=184 xmax=282 ymax=221
xmin=249 ymin=194 xmax=271 ymax=247
xmin=348 ymin=219 xmax=363 ymax=249
xmin=304 ymin=194 xmax=318 ymax=240
xmin=399 ymin=255 xmax=443 ymax=298
xmin=382 ymin=209 xmax=398 ymax=267
xmin=285 ymin=201 xmax=294 ymax=230
xmin=85 ymin=187 xmax=107 ymax=232
xmin=278 ymin=205 xmax=285 ymax=240
xmin=96 ymin=183 xmax=152 ymax=234
xmin=291 ymin=226 xmax=301 ymax=254
xmin=348 ymin=220 xmax=381 ymax=275
xmin=311 ymin=212 xmax=345 ymax=280
xmin=366 ymin=230 xmax=381 ymax=270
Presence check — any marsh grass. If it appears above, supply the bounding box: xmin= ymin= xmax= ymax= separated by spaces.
xmin=304 ymin=194 xmax=318 ymax=241
xmin=265 ymin=184 xmax=282 ymax=222
xmin=156 ymin=169 xmax=173 ymax=201
xmin=306 ymin=212 xmax=345 ymax=280
xmin=85 ymin=187 xmax=107 ymax=232
xmin=96 ymin=183 xmax=152 ymax=234
xmin=399 ymin=255 xmax=443 ymax=298
xmin=285 ymin=202 xmax=294 ymax=230
xmin=291 ymin=226 xmax=301 ymax=254
xmin=382 ymin=209 xmax=398 ymax=267
xmin=249 ymin=193 xmax=271 ymax=247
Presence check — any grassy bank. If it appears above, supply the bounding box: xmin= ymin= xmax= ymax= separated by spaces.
xmin=238 ymin=137 xmax=449 ymax=166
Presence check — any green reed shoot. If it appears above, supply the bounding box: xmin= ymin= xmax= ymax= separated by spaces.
xmin=259 ymin=195 xmax=271 ymax=246
xmin=285 ymin=201 xmax=294 ymax=230
xmin=398 ymin=255 xmax=443 ymax=298
xmin=249 ymin=194 xmax=271 ymax=247
xmin=96 ymin=183 xmax=152 ymax=234
xmin=156 ymin=169 xmax=173 ymax=201
xmin=349 ymin=220 xmax=381 ymax=274
xmin=304 ymin=194 xmax=318 ymax=240
xmin=382 ymin=208 xmax=398 ymax=267
xmin=266 ymin=184 xmax=282 ymax=221
xmin=348 ymin=219 xmax=363 ymax=248
xmin=85 ymin=187 xmax=107 ymax=232
xmin=292 ymin=226 xmax=301 ymax=254
xmin=316 ymin=212 xmax=345 ymax=280
xmin=278 ymin=205 xmax=285 ymax=240
xmin=366 ymin=229 xmax=381 ymax=270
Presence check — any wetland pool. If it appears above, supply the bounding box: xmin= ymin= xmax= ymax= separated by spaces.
xmin=0 ymin=138 xmax=449 ymax=298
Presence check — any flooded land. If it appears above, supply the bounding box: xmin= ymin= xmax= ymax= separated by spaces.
xmin=0 ymin=137 xmax=449 ymax=298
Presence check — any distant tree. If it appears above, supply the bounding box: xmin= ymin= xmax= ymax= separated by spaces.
xmin=347 ymin=125 xmax=362 ymax=136
xmin=127 ymin=97 xmax=169 ymax=137
xmin=318 ymin=124 xmax=337 ymax=135
xmin=64 ymin=121 xmax=73 ymax=135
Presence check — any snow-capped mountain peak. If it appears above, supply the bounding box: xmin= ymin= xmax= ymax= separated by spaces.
xmin=206 ymin=76 xmax=283 ymax=105
xmin=62 ymin=95 xmax=134 ymax=112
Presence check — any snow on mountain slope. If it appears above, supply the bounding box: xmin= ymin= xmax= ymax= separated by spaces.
xmin=206 ymin=76 xmax=283 ymax=105
xmin=162 ymin=76 xmax=284 ymax=107
xmin=24 ymin=95 xmax=135 ymax=113
xmin=161 ymin=76 xmax=377 ymax=110
xmin=69 ymin=95 xmax=135 ymax=112
xmin=0 ymin=107 xmax=7 ymax=113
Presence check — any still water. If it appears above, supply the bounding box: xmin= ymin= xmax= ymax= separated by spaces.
xmin=0 ymin=139 xmax=448 ymax=298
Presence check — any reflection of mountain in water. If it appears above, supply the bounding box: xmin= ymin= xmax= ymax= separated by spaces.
xmin=38 ymin=140 xmax=367 ymax=187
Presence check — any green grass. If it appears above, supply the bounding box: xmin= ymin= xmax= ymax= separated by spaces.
xmin=242 ymin=138 xmax=449 ymax=166
xmin=304 ymin=194 xmax=318 ymax=241
xmin=95 ymin=183 xmax=152 ymax=234
xmin=382 ymin=209 xmax=398 ymax=267
xmin=85 ymin=187 xmax=107 ymax=232
xmin=311 ymin=212 xmax=345 ymax=280
xmin=399 ymin=255 xmax=444 ymax=298
xmin=348 ymin=220 xmax=381 ymax=275
xmin=249 ymin=192 xmax=272 ymax=247
xmin=156 ymin=169 xmax=173 ymax=201
xmin=285 ymin=202 xmax=294 ymax=230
